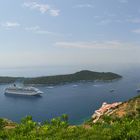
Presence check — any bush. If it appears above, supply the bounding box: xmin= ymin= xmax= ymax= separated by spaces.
xmin=0 ymin=119 xmax=5 ymax=130
xmin=1 ymin=115 xmax=140 ymax=139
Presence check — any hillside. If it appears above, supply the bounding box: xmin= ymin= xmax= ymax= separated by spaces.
xmin=90 ymin=95 xmax=140 ymax=124
xmin=24 ymin=70 xmax=122 ymax=85
xmin=110 ymin=95 xmax=140 ymax=118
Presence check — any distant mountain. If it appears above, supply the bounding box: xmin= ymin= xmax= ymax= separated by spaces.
xmin=23 ymin=70 xmax=122 ymax=85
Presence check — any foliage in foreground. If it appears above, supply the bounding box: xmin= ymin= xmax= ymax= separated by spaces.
xmin=0 ymin=114 xmax=140 ymax=140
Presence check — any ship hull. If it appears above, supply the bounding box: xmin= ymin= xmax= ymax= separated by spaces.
xmin=5 ymin=92 xmax=41 ymax=96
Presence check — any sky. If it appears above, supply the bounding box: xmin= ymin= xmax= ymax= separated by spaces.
xmin=0 ymin=0 xmax=140 ymax=76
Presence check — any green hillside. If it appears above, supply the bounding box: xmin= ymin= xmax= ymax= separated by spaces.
xmin=109 ymin=95 xmax=140 ymax=119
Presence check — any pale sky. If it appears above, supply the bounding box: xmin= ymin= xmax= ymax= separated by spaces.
xmin=0 ymin=0 xmax=140 ymax=75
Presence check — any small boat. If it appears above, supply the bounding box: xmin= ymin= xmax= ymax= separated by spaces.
xmin=136 ymin=88 xmax=140 ymax=93
xmin=47 ymin=86 xmax=54 ymax=89
xmin=136 ymin=83 xmax=140 ymax=93
xmin=72 ymin=85 xmax=78 ymax=87
xmin=5 ymin=84 xmax=43 ymax=96
xmin=110 ymin=89 xmax=115 ymax=92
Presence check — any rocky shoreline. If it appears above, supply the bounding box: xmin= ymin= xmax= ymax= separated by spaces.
xmin=92 ymin=102 xmax=122 ymax=123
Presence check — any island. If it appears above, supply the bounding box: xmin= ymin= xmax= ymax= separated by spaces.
xmin=23 ymin=70 xmax=122 ymax=85
xmin=0 ymin=77 xmax=23 ymax=84
xmin=0 ymin=70 xmax=122 ymax=85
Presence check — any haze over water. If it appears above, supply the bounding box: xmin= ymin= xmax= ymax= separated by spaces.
xmin=0 ymin=63 xmax=136 ymax=77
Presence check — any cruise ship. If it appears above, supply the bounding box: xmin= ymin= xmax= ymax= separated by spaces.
xmin=5 ymin=85 xmax=43 ymax=96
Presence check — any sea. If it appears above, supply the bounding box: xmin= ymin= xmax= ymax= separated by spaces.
xmin=0 ymin=65 xmax=140 ymax=124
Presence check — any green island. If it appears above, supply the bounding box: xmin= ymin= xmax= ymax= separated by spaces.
xmin=1 ymin=95 xmax=140 ymax=139
xmin=0 ymin=70 xmax=122 ymax=85
xmin=23 ymin=70 xmax=122 ymax=85
xmin=0 ymin=77 xmax=21 ymax=84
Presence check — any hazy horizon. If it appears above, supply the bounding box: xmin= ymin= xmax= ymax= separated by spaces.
xmin=0 ymin=63 xmax=138 ymax=77
xmin=0 ymin=0 xmax=140 ymax=76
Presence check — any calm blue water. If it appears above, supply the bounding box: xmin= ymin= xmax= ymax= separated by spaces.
xmin=0 ymin=68 xmax=140 ymax=124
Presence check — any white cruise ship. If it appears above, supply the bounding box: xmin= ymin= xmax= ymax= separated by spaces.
xmin=5 ymin=85 xmax=43 ymax=96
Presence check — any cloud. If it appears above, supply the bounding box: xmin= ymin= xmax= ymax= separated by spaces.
xmin=97 ymin=19 xmax=112 ymax=25
xmin=23 ymin=1 xmax=60 ymax=16
xmin=118 ymin=0 xmax=128 ymax=3
xmin=1 ymin=22 xmax=20 ymax=29
xmin=49 ymin=9 xmax=60 ymax=16
xmin=132 ymin=29 xmax=140 ymax=34
xmin=54 ymin=41 xmax=140 ymax=65
xmin=55 ymin=40 xmax=125 ymax=50
xmin=73 ymin=4 xmax=94 ymax=8
xmin=25 ymin=25 xmax=59 ymax=35
xmin=98 ymin=18 xmax=125 ymax=25
xmin=127 ymin=18 xmax=140 ymax=23
xmin=35 ymin=30 xmax=56 ymax=35
xmin=93 ymin=16 xmax=101 ymax=19
xmin=25 ymin=26 xmax=40 ymax=31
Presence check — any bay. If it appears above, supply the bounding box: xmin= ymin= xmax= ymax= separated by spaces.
xmin=0 ymin=67 xmax=139 ymax=124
